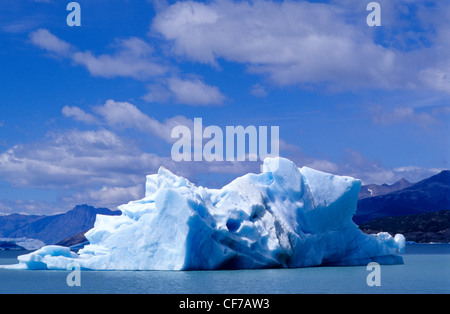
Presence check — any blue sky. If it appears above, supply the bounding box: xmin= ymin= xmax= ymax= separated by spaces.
xmin=0 ymin=0 xmax=449 ymax=215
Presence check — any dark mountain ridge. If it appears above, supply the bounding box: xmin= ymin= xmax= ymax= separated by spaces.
xmin=0 ymin=213 xmax=43 ymax=238
xmin=354 ymin=170 xmax=450 ymax=225
xmin=0 ymin=205 xmax=120 ymax=245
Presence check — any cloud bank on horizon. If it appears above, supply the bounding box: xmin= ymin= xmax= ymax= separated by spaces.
xmin=0 ymin=0 xmax=448 ymax=215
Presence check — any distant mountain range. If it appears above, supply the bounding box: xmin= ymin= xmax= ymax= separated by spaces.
xmin=358 ymin=178 xmax=413 ymax=199
xmin=0 ymin=205 xmax=120 ymax=245
xmin=354 ymin=170 xmax=450 ymax=225
xmin=354 ymin=170 xmax=450 ymax=242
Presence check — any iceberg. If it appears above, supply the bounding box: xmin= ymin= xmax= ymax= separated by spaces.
xmin=6 ymin=157 xmax=405 ymax=270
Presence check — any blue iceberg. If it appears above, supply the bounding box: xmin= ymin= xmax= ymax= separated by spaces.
xmin=8 ymin=157 xmax=404 ymax=270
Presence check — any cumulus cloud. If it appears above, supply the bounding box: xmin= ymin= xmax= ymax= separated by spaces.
xmin=29 ymin=29 xmax=225 ymax=106
xmin=26 ymin=1 xmax=450 ymax=99
xmin=71 ymin=37 xmax=168 ymax=80
xmin=66 ymin=184 xmax=145 ymax=210
xmin=167 ymin=77 xmax=225 ymax=105
xmin=0 ymin=125 xmax=184 ymax=211
xmin=420 ymin=65 xmax=450 ymax=94
xmin=30 ymin=30 xmax=168 ymax=80
xmin=152 ymin=0 xmax=450 ymax=93
xmin=143 ymin=77 xmax=226 ymax=106
xmin=61 ymin=100 xmax=200 ymax=145
xmin=151 ymin=0 xmax=394 ymax=88
xmin=0 ymin=129 xmax=166 ymax=189
xmin=62 ymin=106 xmax=99 ymax=124
xmin=30 ymin=28 xmax=74 ymax=56
xmin=92 ymin=99 xmax=194 ymax=142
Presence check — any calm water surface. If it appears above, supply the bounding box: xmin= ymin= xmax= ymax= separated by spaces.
xmin=0 ymin=244 xmax=448 ymax=294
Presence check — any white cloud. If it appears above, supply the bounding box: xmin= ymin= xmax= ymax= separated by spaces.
xmin=151 ymin=0 xmax=395 ymax=88
xmin=61 ymin=99 xmax=201 ymax=145
xmin=0 ymin=199 xmax=59 ymax=216
xmin=62 ymin=100 xmax=190 ymax=142
xmin=142 ymin=82 xmax=172 ymax=103
xmin=92 ymin=99 xmax=193 ymax=142
xmin=0 ymin=97 xmax=213 ymax=212
xmin=29 ymin=28 xmax=73 ymax=56
xmin=30 ymin=29 xmax=224 ymax=106
xmin=67 ymin=185 xmax=145 ymax=210
xmin=94 ymin=100 xmax=157 ymax=131
xmin=420 ymin=64 xmax=450 ymax=94
xmin=393 ymin=165 xmax=444 ymax=181
xmin=0 ymin=126 xmax=171 ymax=213
xmin=152 ymin=0 xmax=450 ymax=93
xmin=71 ymin=37 xmax=168 ymax=80
xmin=0 ymin=128 xmax=171 ymax=189
xmin=62 ymin=105 xmax=99 ymax=124
xmin=143 ymin=77 xmax=225 ymax=106
xmin=167 ymin=77 xmax=225 ymax=106
xmin=30 ymin=30 xmax=167 ymax=80
xmin=0 ymin=201 xmax=13 ymax=215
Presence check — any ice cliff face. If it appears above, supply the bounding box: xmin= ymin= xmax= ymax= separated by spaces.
xmin=10 ymin=157 xmax=405 ymax=270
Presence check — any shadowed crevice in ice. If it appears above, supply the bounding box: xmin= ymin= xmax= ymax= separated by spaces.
xmin=4 ymin=157 xmax=405 ymax=270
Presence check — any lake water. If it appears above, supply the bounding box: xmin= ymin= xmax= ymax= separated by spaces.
xmin=0 ymin=244 xmax=448 ymax=294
